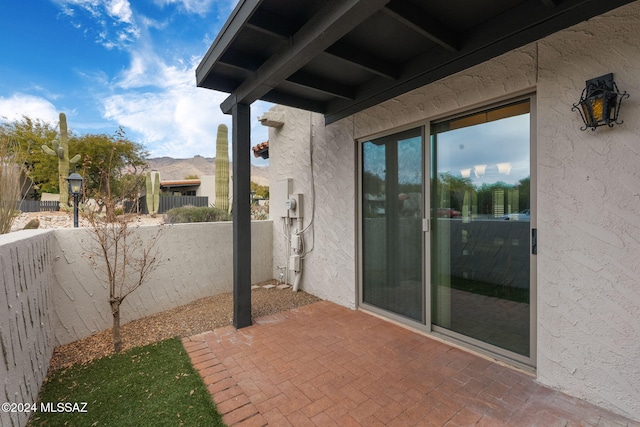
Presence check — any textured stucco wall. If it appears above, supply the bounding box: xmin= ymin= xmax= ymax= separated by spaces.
xmin=0 ymin=230 xmax=54 ymax=427
xmin=51 ymin=220 xmax=273 ymax=345
xmin=267 ymin=107 xmax=357 ymax=308
xmin=535 ymin=4 xmax=640 ymax=420
xmin=267 ymin=2 xmax=640 ymax=420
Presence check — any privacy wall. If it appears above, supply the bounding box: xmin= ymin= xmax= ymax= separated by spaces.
xmin=0 ymin=230 xmax=54 ymax=427
xmin=51 ymin=221 xmax=273 ymax=345
xmin=0 ymin=221 xmax=273 ymax=427
xmin=266 ymin=2 xmax=640 ymax=420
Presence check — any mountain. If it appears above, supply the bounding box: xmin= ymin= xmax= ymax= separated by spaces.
xmin=147 ymin=155 xmax=269 ymax=186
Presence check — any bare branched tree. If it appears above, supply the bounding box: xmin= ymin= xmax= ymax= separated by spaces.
xmin=82 ymin=129 xmax=162 ymax=352
xmin=0 ymin=136 xmax=26 ymax=234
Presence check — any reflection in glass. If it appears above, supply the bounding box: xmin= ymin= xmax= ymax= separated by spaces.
xmin=362 ymin=128 xmax=423 ymax=321
xmin=431 ymin=100 xmax=531 ymax=357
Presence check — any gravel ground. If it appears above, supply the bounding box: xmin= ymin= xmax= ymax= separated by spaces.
xmin=48 ymin=280 xmax=320 ymax=373
xmin=11 ymin=211 xmax=164 ymax=232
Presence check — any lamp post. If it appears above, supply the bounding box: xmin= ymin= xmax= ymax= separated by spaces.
xmin=67 ymin=172 xmax=83 ymax=228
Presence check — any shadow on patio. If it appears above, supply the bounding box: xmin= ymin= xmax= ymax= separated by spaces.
xmin=184 ymin=301 xmax=639 ymax=427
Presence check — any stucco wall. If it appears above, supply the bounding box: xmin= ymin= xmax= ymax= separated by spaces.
xmin=266 ymin=2 xmax=640 ymax=420
xmin=267 ymin=107 xmax=357 ymax=308
xmin=535 ymin=4 xmax=640 ymax=420
xmin=0 ymin=230 xmax=54 ymax=427
xmin=51 ymin=221 xmax=273 ymax=345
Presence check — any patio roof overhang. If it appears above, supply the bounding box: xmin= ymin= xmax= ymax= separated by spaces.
xmin=196 ymin=0 xmax=636 ymax=329
xmin=196 ymin=0 xmax=636 ymax=125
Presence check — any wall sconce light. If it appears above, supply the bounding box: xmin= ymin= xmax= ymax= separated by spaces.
xmin=572 ymin=73 xmax=629 ymax=131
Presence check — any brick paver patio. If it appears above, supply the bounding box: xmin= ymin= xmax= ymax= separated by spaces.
xmin=183 ymin=301 xmax=639 ymax=426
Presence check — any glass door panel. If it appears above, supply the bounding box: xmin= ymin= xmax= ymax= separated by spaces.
xmin=431 ymin=100 xmax=531 ymax=357
xmin=362 ymin=128 xmax=423 ymax=322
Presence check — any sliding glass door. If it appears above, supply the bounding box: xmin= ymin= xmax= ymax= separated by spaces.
xmin=430 ymin=100 xmax=532 ymax=358
xmin=361 ymin=128 xmax=423 ymax=322
xmin=359 ymin=97 xmax=535 ymax=365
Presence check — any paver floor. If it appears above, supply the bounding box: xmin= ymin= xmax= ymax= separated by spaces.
xmin=183 ymin=301 xmax=639 ymax=427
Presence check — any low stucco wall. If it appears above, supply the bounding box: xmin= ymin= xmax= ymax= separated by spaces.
xmin=51 ymin=220 xmax=273 ymax=345
xmin=0 ymin=230 xmax=54 ymax=427
xmin=0 ymin=220 xmax=272 ymax=427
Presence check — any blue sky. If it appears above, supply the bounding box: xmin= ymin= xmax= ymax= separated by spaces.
xmin=0 ymin=0 xmax=271 ymax=164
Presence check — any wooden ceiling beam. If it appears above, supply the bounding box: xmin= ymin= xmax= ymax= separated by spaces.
xmin=220 ymin=0 xmax=390 ymax=114
xmin=286 ymin=71 xmax=355 ymax=100
xmin=325 ymin=42 xmax=399 ymax=80
xmin=382 ymin=0 xmax=459 ymax=52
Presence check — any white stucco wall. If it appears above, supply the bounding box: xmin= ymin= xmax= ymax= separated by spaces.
xmin=267 ymin=107 xmax=357 ymax=308
xmin=0 ymin=220 xmax=273 ymax=427
xmin=0 ymin=230 xmax=54 ymax=427
xmin=51 ymin=221 xmax=273 ymax=345
xmin=267 ymin=2 xmax=640 ymax=420
xmin=196 ymin=175 xmax=216 ymax=201
xmin=535 ymin=4 xmax=640 ymax=420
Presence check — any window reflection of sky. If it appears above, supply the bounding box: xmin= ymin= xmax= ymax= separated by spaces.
xmin=436 ymin=114 xmax=529 ymax=186
xmin=363 ymin=142 xmax=386 ymax=180
xmin=363 ymin=113 xmax=528 ymax=187
xmin=363 ymin=136 xmax=422 ymax=185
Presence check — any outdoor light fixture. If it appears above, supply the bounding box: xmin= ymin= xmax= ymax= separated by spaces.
xmin=67 ymin=172 xmax=83 ymax=228
xmin=572 ymin=73 xmax=629 ymax=131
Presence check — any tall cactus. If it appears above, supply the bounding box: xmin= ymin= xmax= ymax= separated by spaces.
xmin=42 ymin=112 xmax=81 ymax=206
xmin=145 ymin=170 xmax=160 ymax=216
xmin=215 ymin=124 xmax=230 ymax=212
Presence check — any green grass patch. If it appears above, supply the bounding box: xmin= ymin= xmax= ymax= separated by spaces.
xmin=28 ymin=338 xmax=224 ymax=427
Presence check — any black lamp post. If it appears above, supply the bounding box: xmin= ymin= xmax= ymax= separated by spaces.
xmin=67 ymin=172 xmax=83 ymax=228
xmin=572 ymin=73 xmax=629 ymax=131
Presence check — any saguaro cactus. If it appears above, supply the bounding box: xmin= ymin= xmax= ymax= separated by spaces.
xmin=145 ymin=170 xmax=160 ymax=216
xmin=215 ymin=124 xmax=230 ymax=212
xmin=42 ymin=112 xmax=81 ymax=206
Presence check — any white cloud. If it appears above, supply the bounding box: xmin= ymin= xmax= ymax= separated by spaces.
xmin=153 ymin=0 xmax=229 ymax=16
xmin=0 ymin=94 xmax=60 ymax=124
xmin=54 ymin=0 xmax=140 ymax=49
xmin=100 ymin=50 xmax=272 ymax=158
xmin=101 ymin=61 xmax=271 ymax=159
xmin=106 ymin=0 xmax=134 ymax=24
xmin=115 ymin=48 xmax=187 ymax=90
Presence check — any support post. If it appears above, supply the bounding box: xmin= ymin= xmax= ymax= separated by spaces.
xmin=232 ymin=103 xmax=252 ymax=329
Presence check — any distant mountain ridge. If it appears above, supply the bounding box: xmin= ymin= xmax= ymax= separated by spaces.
xmin=147 ymin=155 xmax=269 ymax=186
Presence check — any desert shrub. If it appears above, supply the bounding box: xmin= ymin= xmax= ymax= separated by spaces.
xmin=0 ymin=136 xmax=25 ymax=234
xmin=251 ymin=205 xmax=269 ymax=220
xmin=165 ymin=206 xmax=231 ymax=224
